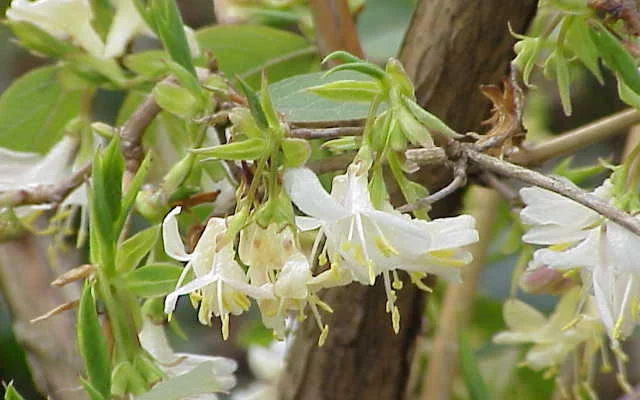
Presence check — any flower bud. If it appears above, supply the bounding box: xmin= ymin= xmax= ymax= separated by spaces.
xmin=0 ymin=208 xmax=25 ymax=242
xmin=519 ymin=266 xmax=575 ymax=294
xmin=135 ymin=186 xmax=167 ymax=223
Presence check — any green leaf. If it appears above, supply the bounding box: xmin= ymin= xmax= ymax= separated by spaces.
xmin=124 ymin=263 xmax=183 ymax=297
xmin=153 ymin=81 xmax=201 ymax=119
xmin=459 ymin=332 xmax=491 ymax=400
xmin=3 ymin=382 xmax=26 ymax=400
xmin=618 ymin=79 xmax=640 ymax=109
xmin=116 ymin=225 xmax=161 ymax=273
xmin=6 ymin=21 xmax=77 ymax=59
xmin=402 ymin=96 xmax=459 ymax=138
xmin=195 ymin=25 xmax=319 ymax=88
xmin=90 ymin=0 xmax=115 ymax=39
xmin=590 ymin=23 xmax=640 ymax=94
xmin=124 ymin=50 xmax=169 ymax=79
xmin=0 ymin=66 xmax=83 ymax=153
xmin=115 ymin=153 xmax=152 ymax=234
xmin=80 ymin=378 xmax=107 ymax=400
xmin=65 ymin=54 xmax=128 ymax=87
xmin=396 ymin=105 xmax=434 ymax=147
xmin=324 ymin=62 xmax=386 ymax=81
xmin=281 ymin=138 xmax=311 ymax=167
xmin=270 ymin=71 xmax=380 ymax=123
xmin=77 ymin=283 xmax=111 ymax=398
xmin=564 ymin=16 xmax=603 ymax=83
xmin=149 ymin=0 xmax=196 ymax=76
xmin=554 ymin=52 xmax=572 ymax=116
xmin=306 ymin=80 xmax=382 ymax=102
xmin=322 ymin=50 xmax=365 ymax=65
xmin=195 ymin=138 xmax=268 ymax=161
xmin=236 ymin=76 xmax=269 ymax=129
xmin=552 ymin=157 xmax=606 ymax=184
xmin=165 ymin=60 xmax=207 ymax=105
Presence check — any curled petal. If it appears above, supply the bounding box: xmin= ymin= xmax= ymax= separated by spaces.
xmin=162 ymin=207 xmax=191 ymax=262
xmin=283 ymin=167 xmax=349 ymax=221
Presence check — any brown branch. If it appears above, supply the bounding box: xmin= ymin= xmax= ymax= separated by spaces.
xmin=0 ymin=162 xmax=91 ymax=209
xmin=289 ymin=126 xmax=363 ymax=140
xmin=310 ymin=0 xmax=364 ymax=61
xmin=420 ymin=187 xmax=500 ymax=400
xmin=464 ymin=145 xmax=640 ymax=237
xmin=509 ymin=108 xmax=640 ymax=166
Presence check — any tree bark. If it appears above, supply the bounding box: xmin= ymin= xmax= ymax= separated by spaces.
xmin=0 ymin=232 xmax=84 ymax=400
xmin=280 ymin=2 xmax=538 ymax=400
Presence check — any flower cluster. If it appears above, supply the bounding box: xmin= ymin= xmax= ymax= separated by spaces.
xmin=518 ymin=176 xmax=640 ymax=343
xmin=162 ymin=160 xmax=479 ymax=342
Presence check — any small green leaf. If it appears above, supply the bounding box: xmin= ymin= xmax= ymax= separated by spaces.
xmin=590 ymin=23 xmax=640 ymax=94
xmin=195 ymin=138 xmax=269 ymax=161
xmin=116 ymin=225 xmax=160 ymax=273
xmin=77 ymin=283 xmax=111 ymax=398
xmin=153 ymin=82 xmax=201 ymax=119
xmin=618 ymin=79 xmax=640 ymax=109
xmin=149 ymin=0 xmax=196 ymax=76
xmin=117 ymin=153 xmax=152 ymax=233
xmin=459 ymin=332 xmax=491 ymax=400
xmin=402 ymin=96 xmax=459 ymax=138
xmin=552 ymin=157 xmax=606 ymax=184
xmin=124 ymin=263 xmax=183 ymax=297
xmin=236 ymin=76 xmax=269 ymax=129
xmin=0 ymin=66 xmax=83 ymax=153
xmin=322 ymin=50 xmax=365 ymax=65
xmin=324 ymin=62 xmax=386 ymax=81
xmin=89 ymin=0 xmax=115 ymax=39
xmin=260 ymin=73 xmax=280 ymax=128
xmin=306 ymin=80 xmax=382 ymax=102
xmin=564 ymin=16 xmax=603 ymax=83
xmin=165 ymin=60 xmax=207 ymax=105
xmin=65 ymin=54 xmax=128 ymax=87
xmin=196 ymin=25 xmax=319 ymax=88
xmin=6 ymin=20 xmax=77 ymax=59
xmin=270 ymin=71 xmax=380 ymax=123
xmin=281 ymin=138 xmax=311 ymax=167
xmin=396 ymin=105 xmax=434 ymax=147
xmin=229 ymin=108 xmax=263 ymax=139
xmin=124 ymin=50 xmax=169 ymax=79
xmin=3 ymin=382 xmax=26 ymax=400
xmin=80 ymin=377 xmax=107 ymax=400
xmin=554 ymin=52 xmax=572 ymax=116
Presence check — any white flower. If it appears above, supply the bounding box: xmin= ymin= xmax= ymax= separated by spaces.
xmin=232 ymin=341 xmax=286 ymax=400
xmin=520 ymin=181 xmax=640 ymax=340
xmin=283 ymin=162 xmax=478 ymax=332
xmin=493 ymin=287 xmax=603 ymax=371
xmin=162 ymin=207 xmax=273 ymax=339
xmin=6 ymin=0 xmax=105 ymax=58
xmin=138 ymin=316 xmax=237 ymax=399
xmin=0 ymin=136 xmax=86 ymax=216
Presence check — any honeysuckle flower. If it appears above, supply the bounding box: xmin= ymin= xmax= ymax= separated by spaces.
xmin=520 ymin=181 xmax=640 ymax=340
xmin=283 ymin=162 xmax=478 ymax=332
xmin=6 ymin=0 xmax=105 ymax=58
xmin=138 ymin=316 xmax=237 ymax=399
xmin=162 ymin=207 xmax=273 ymax=339
xmin=493 ymin=287 xmax=603 ymax=371
xmin=232 ymin=341 xmax=286 ymax=400
xmin=0 ymin=136 xmax=86 ymax=217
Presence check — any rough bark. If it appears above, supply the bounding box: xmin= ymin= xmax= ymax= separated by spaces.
xmin=0 ymin=232 xmax=84 ymax=400
xmin=280 ymin=2 xmax=537 ymax=400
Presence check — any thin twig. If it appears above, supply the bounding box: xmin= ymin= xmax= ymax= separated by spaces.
xmin=464 ymin=144 xmax=640 ymax=237
xmin=0 ymin=162 xmax=91 ymax=208
xmin=289 ymin=126 xmax=363 ymax=139
xmin=509 ymin=108 xmax=640 ymax=166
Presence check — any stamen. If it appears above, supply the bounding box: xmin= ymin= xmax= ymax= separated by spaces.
xmin=392 ymin=271 xmax=403 ymax=290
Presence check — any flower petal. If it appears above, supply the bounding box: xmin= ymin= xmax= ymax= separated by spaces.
xmin=162 ymin=206 xmax=191 ymax=262
xmin=520 ymin=186 xmax=600 ymax=229
xmin=283 ymin=168 xmax=349 ymax=221
xmin=164 ymin=269 xmax=220 ymax=314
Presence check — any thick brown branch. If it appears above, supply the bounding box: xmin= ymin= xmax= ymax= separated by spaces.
xmin=464 ymin=145 xmax=640 ymax=237
xmin=0 ymin=162 xmax=91 ymax=209
xmin=310 ymin=0 xmax=364 ymax=60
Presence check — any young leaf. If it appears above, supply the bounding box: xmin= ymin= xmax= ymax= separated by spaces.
xmin=554 ymin=52 xmax=572 ymax=116
xmin=194 ymin=138 xmax=268 ymax=161
xmin=80 ymin=377 xmax=107 ymax=400
xmin=6 ymin=20 xmax=77 ymax=59
xmin=116 ymin=225 xmax=161 ymax=273
xmin=618 ymin=79 xmax=640 ymax=109
xmin=281 ymin=138 xmax=311 ymax=167
xmin=124 ymin=263 xmax=183 ymax=297
xmin=564 ymin=16 xmax=603 ymax=83
xmin=0 ymin=66 xmax=83 ymax=153
xmin=396 ymin=105 xmax=434 ymax=148
xmin=165 ymin=60 xmax=207 ymax=106
xmin=149 ymin=0 xmax=196 ymax=76
xmin=402 ymin=96 xmax=459 ymax=138
xmin=236 ymin=76 xmax=269 ymax=129
xmin=77 ymin=283 xmax=111 ymax=399
xmin=324 ymin=62 xmax=386 ymax=81
xmin=92 ymin=137 xmax=124 ymax=245
xmin=306 ymin=80 xmax=382 ymax=103
xmin=124 ymin=50 xmax=168 ymax=79
xmin=590 ymin=23 xmax=640 ymax=94
xmin=3 ymin=382 xmax=26 ymax=400
xmin=153 ymin=82 xmax=201 ymax=119
xmin=322 ymin=50 xmax=365 ymax=65
xmin=115 ymin=153 xmax=152 ymax=234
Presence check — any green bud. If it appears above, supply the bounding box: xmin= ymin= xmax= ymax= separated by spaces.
xmin=396 ymin=105 xmax=434 ymax=148
xmin=385 ymin=58 xmax=414 ymax=97
xmin=135 ymin=186 xmax=167 ymax=222
xmin=306 ymin=80 xmax=382 ymax=103
xmin=194 ymin=138 xmax=269 ymax=161
xmin=320 ymin=137 xmax=360 ymax=153
xmin=91 ymin=122 xmax=117 ymax=139
xmin=227 ymin=206 xmax=250 ymax=239
xmin=0 ymin=208 xmax=25 ymax=242
xmin=153 ymin=81 xmax=201 ymax=119
xmin=281 ymin=138 xmax=311 ymax=167
xmin=162 ymin=154 xmax=196 ymax=195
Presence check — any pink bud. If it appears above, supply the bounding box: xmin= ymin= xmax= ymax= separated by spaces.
xmin=519 ymin=266 xmax=575 ymax=294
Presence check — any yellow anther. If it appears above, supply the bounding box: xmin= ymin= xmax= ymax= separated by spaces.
xmin=375 ymin=236 xmax=399 ymax=257
xmin=392 ymin=306 xmax=400 ymax=334
xmin=318 ymin=325 xmax=330 ymax=346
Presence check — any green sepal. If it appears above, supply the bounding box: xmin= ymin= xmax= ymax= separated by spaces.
xmin=124 ymin=263 xmax=183 ymax=298
xmin=77 ymin=283 xmax=112 ymax=399
xmin=402 ymin=95 xmax=459 ymax=138
xmin=141 ymin=297 xmax=167 ymax=323
xmin=5 ymin=20 xmax=77 ymax=59
xmin=590 ymin=23 xmax=640 ymax=94
xmin=369 ymin=166 xmax=389 ymax=209
xmin=306 ymin=79 xmax=382 ymax=103
xmin=387 ymin=152 xmax=428 ymax=219
xmin=396 ymin=105 xmax=434 ymax=148
xmin=92 ymin=136 xmax=124 ymax=253
xmin=385 ymin=58 xmax=414 ymax=97
xmin=149 ymin=0 xmax=196 ymax=76
xmin=194 ymin=138 xmax=269 ymax=160
xmin=116 ymin=224 xmax=161 ymax=273
xmin=281 ymin=138 xmax=311 ymax=167
xmin=369 ymin=110 xmax=391 ymax=151
xmin=111 ymin=361 xmax=134 ymax=398
xmin=153 ymin=81 xmax=201 ymax=119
